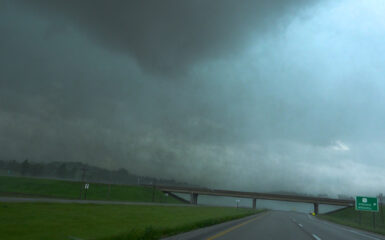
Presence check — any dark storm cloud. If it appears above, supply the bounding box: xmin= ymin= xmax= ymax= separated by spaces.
xmin=19 ymin=0 xmax=317 ymax=75
xmin=2 ymin=0 xmax=385 ymax=195
xmin=0 ymin=0 xmax=322 ymax=145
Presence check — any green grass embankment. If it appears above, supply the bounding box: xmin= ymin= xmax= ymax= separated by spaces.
xmin=0 ymin=202 xmax=262 ymax=240
xmin=0 ymin=175 xmax=182 ymax=203
xmin=319 ymin=206 xmax=385 ymax=235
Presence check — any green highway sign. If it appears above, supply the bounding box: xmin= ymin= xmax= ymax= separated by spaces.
xmin=355 ymin=196 xmax=378 ymax=212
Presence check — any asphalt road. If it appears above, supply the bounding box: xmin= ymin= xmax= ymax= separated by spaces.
xmin=163 ymin=211 xmax=385 ymax=240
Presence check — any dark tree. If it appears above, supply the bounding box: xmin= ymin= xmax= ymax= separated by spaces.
xmin=8 ymin=160 xmax=20 ymax=173
xmin=56 ymin=163 xmax=68 ymax=178
xmin=21 ymin=159 xmax=30 ymax=176
xmin=30 ymin=163 xmax=44 ymax=176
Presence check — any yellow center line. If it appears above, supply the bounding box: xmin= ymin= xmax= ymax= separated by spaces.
xmin=206 ymin=212 xmax=268 ymax=240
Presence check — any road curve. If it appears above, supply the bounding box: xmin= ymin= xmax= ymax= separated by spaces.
xmin=163 ymin=211 xmax=385 ymax=240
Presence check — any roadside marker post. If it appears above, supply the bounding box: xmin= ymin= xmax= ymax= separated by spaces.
xmin=84 ymin=183 xmax=89 ymax=200
xmin=380 ymin=193 xmax=384 ymax=224
xmin=373 ymin=212 xmax=376 ymax=229
xmin=358 ymin=211 xmax=362 ymax=225
xmin=236 ymin=199 xmax=240 ymax=208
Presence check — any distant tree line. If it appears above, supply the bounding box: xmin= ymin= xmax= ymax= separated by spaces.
xmin=0 ymin=159 xmax=194 ymax=187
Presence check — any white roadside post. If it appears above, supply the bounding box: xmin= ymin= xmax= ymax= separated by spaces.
xmin=84 ymin=183 xmax=89 ymax=200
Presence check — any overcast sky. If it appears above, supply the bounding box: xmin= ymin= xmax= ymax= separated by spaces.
xmin=1 ymin=0 xmax=385 ymax=196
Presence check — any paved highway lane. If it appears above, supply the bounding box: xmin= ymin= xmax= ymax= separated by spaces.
xmin=286 ymin=211 xmax=385 ymax=240
xmin=163 ymin=211 xmax=385 ymax=240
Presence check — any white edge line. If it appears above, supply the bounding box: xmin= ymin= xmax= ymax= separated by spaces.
xmin=298 ymin=223 xmax=303 ymax=228
xmin=317 ymin=219 xmax=381 ymax=240
xmin=343 ymin=228 xmax=381 ymax=240
xmin=312 ymin=234 xmax=322 ymax=240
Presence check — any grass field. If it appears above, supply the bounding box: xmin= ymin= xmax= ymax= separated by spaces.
xmin=319 ymin=206 xmax=385 ymax=235
xmin=0 ymin=202 xmax=260 ymax=240
xmin=0 ymin=175 xmax=182 ymax=203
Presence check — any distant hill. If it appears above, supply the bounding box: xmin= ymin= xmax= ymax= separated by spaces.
xmin=0 ymin=159 xmax=198 ymax=188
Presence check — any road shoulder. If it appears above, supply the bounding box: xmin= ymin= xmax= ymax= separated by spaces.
xmin=162 ymin=211 xmax=268 ymax=240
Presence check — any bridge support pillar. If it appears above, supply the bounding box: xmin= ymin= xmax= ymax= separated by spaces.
xmin=252 ymin=198 xmax=256 ymax=209
xmin=190 ymin=193 xmax=198 ymax=205
xmin=313 ymin=203 xmax=319 ymax=215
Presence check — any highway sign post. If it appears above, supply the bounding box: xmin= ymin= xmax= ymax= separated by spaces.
xmin=355 ymin=196 xmax=378 ymax=229
xmin=380 ymin=194 xmax=384 ymax=224
xmin=355 ymin=196 xmax=379 ymax=212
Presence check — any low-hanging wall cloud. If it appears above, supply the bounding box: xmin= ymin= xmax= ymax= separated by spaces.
xmin=1 ymin=0 xmax=385 ymax=196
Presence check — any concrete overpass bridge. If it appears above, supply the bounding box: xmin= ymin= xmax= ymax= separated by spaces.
xmin=156 ymin=185 xmax=355 ymax=215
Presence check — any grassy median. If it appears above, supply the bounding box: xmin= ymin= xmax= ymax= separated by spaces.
xmin=0 ymin=202 xmax=261 ymax=240
xmin=319 ymin=206 xmax=385 ymax=235
xmin=0 ymin=175 xmax=181 ymax=203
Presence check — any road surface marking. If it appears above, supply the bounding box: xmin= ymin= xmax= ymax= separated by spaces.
xmin=339 ymin=228 xmax=381 ymax=240
xmin=317 ymin=219 xmax=381 ymax=240
xmin=298 ymin=223 xmax=303 ymax=228
xmin=206 ymin=213 xmax=266 ymax=240
xmin=312 ymin=234 xmax=322 ymax=240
